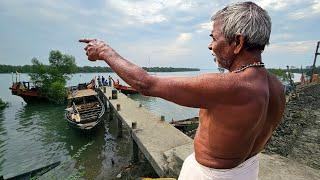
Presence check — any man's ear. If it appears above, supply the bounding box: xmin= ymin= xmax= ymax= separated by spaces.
xmin=234 ymin=34 xmax=245 ymax=54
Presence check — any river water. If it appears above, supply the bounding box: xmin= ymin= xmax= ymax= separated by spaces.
xmin=0 ymin=70 xmax=215 ymax=179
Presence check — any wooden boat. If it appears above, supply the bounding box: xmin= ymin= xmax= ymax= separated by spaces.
xmin=170 ymin=117 xmax=199 ymax=132
xmin=9 ymin=81 xmax=49 ymax=103
xmin=65 ymin=89 xmax=105 ymax=130
xmin=112 ymin=79 xmax=139 ymax=95
xmin=114 ymin=83 xmax=139 ymax=95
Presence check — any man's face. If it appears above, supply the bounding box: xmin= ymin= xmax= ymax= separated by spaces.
xmin=208 ymin=20 xmax=235 ymax=70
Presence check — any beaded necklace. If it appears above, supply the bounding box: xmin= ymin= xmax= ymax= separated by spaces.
xmin=232 ymin=62 xmax=265 ymax=73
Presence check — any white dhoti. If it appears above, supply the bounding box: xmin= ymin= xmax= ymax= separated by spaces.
xmin=178 ymin=153 xmax=259 ymax=180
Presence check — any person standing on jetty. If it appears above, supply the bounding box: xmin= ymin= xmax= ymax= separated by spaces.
xmin=80 ymin=2 xmax=285 ymax=179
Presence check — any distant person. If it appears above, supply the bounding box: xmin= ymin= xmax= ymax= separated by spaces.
xmin=94 ymin=76 xmax=98 ymax=89
xmin=101 ymin=76 xmax=105 ymax=86
xmin=80 ymin=2 xmax=285 ymax=179
xmin=97 ymin=75 xmax=102 ymax=87
xmin=87 ymin=78 xmax=95 ymax=89
xmin=108 ymin=75 xmax=112 ymax=87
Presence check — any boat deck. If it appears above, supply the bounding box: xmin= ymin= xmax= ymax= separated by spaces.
xmin=68 ymin=89 xmax=97 ymax=99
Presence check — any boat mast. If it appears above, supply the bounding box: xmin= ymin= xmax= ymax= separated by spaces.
xmin=15 ymin=71 xmax=18 ymax=83
xmin=11 ymin=72 xmax=14 ymax=85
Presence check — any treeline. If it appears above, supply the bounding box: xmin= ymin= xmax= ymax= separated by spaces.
xmin=289 ymin=68 xmax=315 ymax=76
xmin=0 ymin=64 xmax=200 ymax=73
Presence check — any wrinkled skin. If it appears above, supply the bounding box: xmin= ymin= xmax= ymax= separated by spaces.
xmin=79 ymin=20 xmax=285 ymax=168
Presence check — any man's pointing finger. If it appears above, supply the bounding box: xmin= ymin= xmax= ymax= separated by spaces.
xmin=79 ymin=39 xmax=95 ymax=43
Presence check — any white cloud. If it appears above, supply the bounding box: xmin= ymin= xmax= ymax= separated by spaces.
xmin=288 ymin=0 xmax=320 ymax=19
xmin=177 ymin=33 xmax=192 ymax=42
xmin=196 ymin=22 xmax=212 ymax=33
xmin=312 ymin=0 xmax=320 ymax=13
xmin=107 ymin=0 xmax=200 ymax=25
xmin=257 ymin=0 xmax=291 ymax=11
xmin=108 ymin=0 xmax=167 ymax=24
xmin=0 ymin=0 xmax=98 ymax=22
xmin=270 ymin=33 xmax=294 ymax=42
xmin=267 ymin=40 xmax=316 ymax=54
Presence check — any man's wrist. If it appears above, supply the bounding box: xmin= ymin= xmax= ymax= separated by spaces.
xmin=100 ymin=49 xmax=118 ymax=62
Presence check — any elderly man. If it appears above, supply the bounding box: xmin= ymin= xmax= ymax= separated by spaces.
xmin=80 ymin=2 xmax=285 ymax=179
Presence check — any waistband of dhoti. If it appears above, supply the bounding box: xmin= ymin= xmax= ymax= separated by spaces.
xmin=193 ymin=153 xmax=259 ymax=177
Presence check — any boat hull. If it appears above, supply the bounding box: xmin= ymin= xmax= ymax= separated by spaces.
xmin=65 ymin=116 xmax=103 ymax=131
xmin=10 ymin=82 xmax=50 ymax=104
xmin=118 ymin=88 xmax=139 ymax=95
xmin=114 ymin=84 xmax=139 ymax=95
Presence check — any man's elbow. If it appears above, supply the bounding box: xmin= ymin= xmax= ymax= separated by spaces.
xmin=135 ymin=75 xmax=156 ymax=96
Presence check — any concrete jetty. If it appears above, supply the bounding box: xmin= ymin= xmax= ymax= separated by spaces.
xmin=99 ymin=86 xmax=320 ymax=179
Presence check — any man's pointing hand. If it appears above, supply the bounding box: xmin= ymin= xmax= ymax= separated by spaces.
xmin=79 ymin=38 xmax=113 ymax=61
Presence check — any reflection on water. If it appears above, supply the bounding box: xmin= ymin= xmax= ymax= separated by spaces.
xmin=0 ymin=103 xmax=134 ymax=179
xmin=0 ymin=110 xmax=6 ymax=171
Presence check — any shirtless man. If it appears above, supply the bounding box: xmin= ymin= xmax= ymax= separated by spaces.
xmin=80 ymin=2 xmax=285 ymax=179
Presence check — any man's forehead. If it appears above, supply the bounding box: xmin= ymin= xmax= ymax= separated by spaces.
xmin=211 ymin=21 xmax=220 ymax=34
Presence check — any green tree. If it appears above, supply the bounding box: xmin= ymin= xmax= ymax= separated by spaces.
xmin=268 ymin=68 xmax=294 ymax=81
xmin=0 ymin=98 xmax=8 ymax=110
xmin=29 ymin=50 xmax=77 ymax=104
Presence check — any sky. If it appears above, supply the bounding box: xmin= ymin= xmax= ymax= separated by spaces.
xmin=0 ymin=0 xmax=319 ymax=69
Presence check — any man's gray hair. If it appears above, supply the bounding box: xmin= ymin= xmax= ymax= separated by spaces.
xmin=211 ymin=1 xmax=271 ymax=51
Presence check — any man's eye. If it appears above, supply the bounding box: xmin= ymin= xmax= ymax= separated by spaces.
xmin=209 ymin=34 xmax=216 ymax=41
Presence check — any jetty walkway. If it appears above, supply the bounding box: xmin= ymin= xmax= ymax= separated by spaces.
xmin=99 ymin=86 xmax=320 ymax=179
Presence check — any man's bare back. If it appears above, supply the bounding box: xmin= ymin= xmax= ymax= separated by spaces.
xmin=194 ymin=69 xmax=285 ymax=169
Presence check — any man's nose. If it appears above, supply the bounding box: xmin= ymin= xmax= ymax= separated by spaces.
xmin=208 ymin=43 xmax=212 ymax=50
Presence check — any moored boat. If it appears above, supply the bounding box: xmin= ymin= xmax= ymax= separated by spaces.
xmin=111 ymin=78 xmax=139 ymax=95
xmin=170 ymin=117 xmax=199 ymax=132
xmin=10 ymin=81 xmax=49 ymax=103
xmin=65 ymin=89 xmax=105 ymax=130
xmin=113 ymin=83 xmax=139 ymax=95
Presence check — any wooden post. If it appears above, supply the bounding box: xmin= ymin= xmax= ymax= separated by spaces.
xmin=112 ymin=89 xmax=118 ymax=99
xmin=132 ymin=121 xmax=137 ymax=129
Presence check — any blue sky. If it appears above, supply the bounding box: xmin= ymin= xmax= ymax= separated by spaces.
xmin=0 ymin=0 xmax=319 ymax=69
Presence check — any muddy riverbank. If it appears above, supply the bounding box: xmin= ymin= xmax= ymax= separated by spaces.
xmin=265 ymin=83 xmax=320 ymax=170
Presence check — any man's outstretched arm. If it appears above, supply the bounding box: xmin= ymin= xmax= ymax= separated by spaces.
xmin=79 ymin=39 xmax=237 ymax=108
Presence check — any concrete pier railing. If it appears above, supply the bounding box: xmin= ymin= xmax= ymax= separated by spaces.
xmin=99 ymin=86 xmax=320 ymax=179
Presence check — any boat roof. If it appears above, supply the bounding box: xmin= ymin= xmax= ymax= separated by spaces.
xmin=68 ymin=89 xmax=97 ymax=99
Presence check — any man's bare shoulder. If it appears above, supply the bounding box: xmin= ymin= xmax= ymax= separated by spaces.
xmin=197 ymin=72 xmax=263 ymax=105
xmin=266 ymin=71 xmax=285 ymax=92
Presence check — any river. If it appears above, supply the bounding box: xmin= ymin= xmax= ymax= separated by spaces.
xmin=0 ymin=70 xmax=215 ymax=179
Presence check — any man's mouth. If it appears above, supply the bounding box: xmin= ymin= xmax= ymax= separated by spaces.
xmin=211 ymin=50 xmax=216 ymax=57
xmin=211 ymin=50 xmax=216 ymax=62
